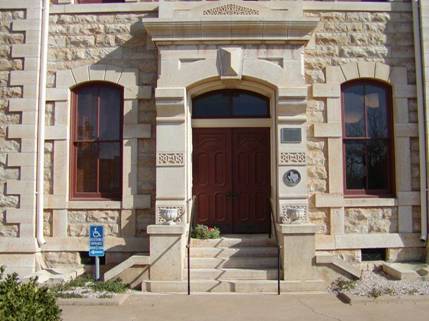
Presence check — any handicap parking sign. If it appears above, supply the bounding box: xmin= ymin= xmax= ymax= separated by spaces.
xmin=89 ymin=225 xmax=104 ymax=257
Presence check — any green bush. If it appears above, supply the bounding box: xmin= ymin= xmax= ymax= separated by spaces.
xmin=331 ymin=277 xmax=357 ymax=292
xmin=191 ymin=224 xmax=221 ymax=239
xmin=90 ymin=279 xmax=128 ymax=293
xmin=0 ymin=266 xmax=62 ymax=321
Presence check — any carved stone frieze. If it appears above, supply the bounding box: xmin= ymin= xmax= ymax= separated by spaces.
xmin=203 ymin=4 xmax=259 ymax=16
xmin=157 ymin=152 xmax=184 ymax=167
xmin=279 ymin=152 xmax=306 ymax=166
xmin=279 ymin=205 xmax=308 ymax=224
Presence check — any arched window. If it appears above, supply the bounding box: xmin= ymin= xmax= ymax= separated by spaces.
xmin=71 ymin=82 xmax=123 ymax=199
xmin=342 ymin=80 xmax=394 ymax=196
xmin=192 ymin=90 xmax=269 ymax=118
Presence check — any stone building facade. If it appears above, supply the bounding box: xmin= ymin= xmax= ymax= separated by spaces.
xmin=0 ymin=0 xmax=428 ymax=292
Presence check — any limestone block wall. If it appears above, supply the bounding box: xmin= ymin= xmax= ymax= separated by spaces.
xmin=304 ymin=5 xmax=425 ymax=261
xmin=0 ymin=0 xmax=44 ymax=275
xmin=41 ymin=8 xmax=157 ymax=266
xmin=0 ymin=10 xmax=24 ymax=238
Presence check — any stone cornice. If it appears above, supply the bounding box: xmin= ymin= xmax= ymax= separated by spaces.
xmin=142 ymin=18 xmax=319 ymax=44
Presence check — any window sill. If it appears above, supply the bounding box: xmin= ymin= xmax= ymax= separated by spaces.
xmin=67 ymin=200 xmax=122 ymax=209
xmin=343 ymin=197 xmax=397 ymax=207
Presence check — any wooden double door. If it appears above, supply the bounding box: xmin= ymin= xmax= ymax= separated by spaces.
xmin=192 ymin=128 xmax=271 ymax=234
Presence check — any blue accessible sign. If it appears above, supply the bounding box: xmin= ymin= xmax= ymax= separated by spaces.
xmin=89 ymin=225 xmax=104 ymax=257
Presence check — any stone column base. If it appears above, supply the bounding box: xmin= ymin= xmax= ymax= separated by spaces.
xmin=147 ymin=224 xmax=185 ymax=281
xmin=279 ymin=224 xmax=320 ymax=281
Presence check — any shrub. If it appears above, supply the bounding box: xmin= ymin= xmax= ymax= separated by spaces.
xmin=90 ymin=279 xmax=128 ymax=293
xmin=0 ymin=266 xmax=62 ymax=321
xmin=368 ymin=287 xmax=382 ymax=298
xmin=191 ymin=224 xmax=221 ymax=239
xmin=331 ymin=278 xmax=356 ymax=292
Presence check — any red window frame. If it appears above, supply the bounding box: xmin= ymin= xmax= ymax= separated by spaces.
xmin=341 ymin=79 xmax=395 ymax=197
xmin=70 ymin=82 xmax=123 ymax=200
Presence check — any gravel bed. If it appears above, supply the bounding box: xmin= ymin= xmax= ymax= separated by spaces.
xmin=56 ymin=286 xmax=115 ymax=299
xmin=331 ymin=265 xmax=429 ymax=297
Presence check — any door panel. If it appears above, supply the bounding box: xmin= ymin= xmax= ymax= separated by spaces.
xmin=232 ymin=128 xmax=270 ymax=233
xmin=193 ymin=128 xmax=233 ymax=233
xmin=192 ymin=128 xmax=270 ymax=234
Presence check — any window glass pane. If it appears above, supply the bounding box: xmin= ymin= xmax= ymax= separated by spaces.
xmin=345 ymin=142 xmax=366 ymax=189
xmin=344 ymin=85 xmax=365 ymax=137
xmin=77 ymin=87 xmax=98 ymax=140
xmin=192 ymin=91 xmax=269 ymax=118
xmin=367 ymin=140 xmax=389 ymax=190
xmin=232 ymin=92 xmax=268 ymax=117
xmin=192 ymin=92 xmax=230 ymax=117
xmin=99 ymin=142 xmax=121 ymax=194
xmin=76 ymin=142 xmax=97 ymax=193
xmin=99 ymin=86 xmax=121 ymax=140
xmin=366 ymin=84 xmax=388 ymax=138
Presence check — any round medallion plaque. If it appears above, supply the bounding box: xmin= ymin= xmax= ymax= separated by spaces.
xmin=283 ymin=169 xmax=301 ymax=187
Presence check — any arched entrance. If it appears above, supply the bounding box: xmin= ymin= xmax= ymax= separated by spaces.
xmin=191 ymin=90 xmax=271 ymax=234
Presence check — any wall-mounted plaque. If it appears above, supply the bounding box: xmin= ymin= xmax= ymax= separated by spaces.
xmin=280 ymin=128 xmax=301 ymax=144
xmin=283 ymin=169 xmax=301 ymax=187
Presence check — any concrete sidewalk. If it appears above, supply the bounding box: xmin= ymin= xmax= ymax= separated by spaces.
xmin=60 ymin=293 xmax=429 ymax=321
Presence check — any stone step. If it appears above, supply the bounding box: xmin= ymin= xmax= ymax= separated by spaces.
xmin=191 ymin=235 xmax=276 ymax=248
xmin=184 ymin=268 xmax=279 ymax=280
xmin=190 ymin=247 xmax=278 ymax=258
xmin=185 ymin=257 xmax=278 ymax=269
xmin=142 ymin=280 xmax=326 ymax=293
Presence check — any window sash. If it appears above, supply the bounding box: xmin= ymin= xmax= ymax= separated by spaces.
xmin=342 ymin=80 xmax=393 ymax=196
xmin=71 ymin=83 xmax=123 ymax=200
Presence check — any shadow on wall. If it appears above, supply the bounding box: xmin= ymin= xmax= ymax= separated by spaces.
xmin=60 ymin=19 xmax=159 ymax=283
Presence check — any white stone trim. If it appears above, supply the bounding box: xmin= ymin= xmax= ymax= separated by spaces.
xmin=41 ymin=237 xmax=149 ymax=252
xmin=41 ymin=63 xmax=153 ymax=219
xmin=303 ymin=1 xmax=411 ymax=13
xmin=50 ymin=2 xmax=158 ymax=14
xmin=312 ymin=61 xmax=417 ymax=237
xmin=4 ymin=3 xmax=43 ymax=247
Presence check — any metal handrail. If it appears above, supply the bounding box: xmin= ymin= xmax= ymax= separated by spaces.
xmin=268 ymin=199 xmax=281 ymax=295
xmin=186 ymin=196 xmax=197 ymax=295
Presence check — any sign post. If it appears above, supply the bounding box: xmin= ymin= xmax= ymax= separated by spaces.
xmin=89 ymin=225 xmax=104 ymax=281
